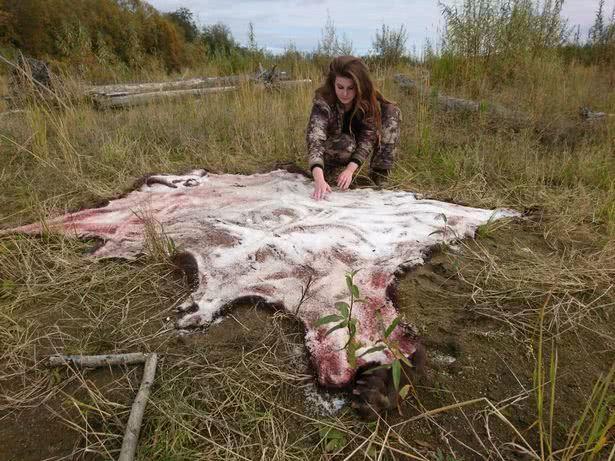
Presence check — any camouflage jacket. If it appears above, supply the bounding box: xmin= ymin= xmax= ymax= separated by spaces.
xmin=306 ymin=96 xmax=378 ymax=172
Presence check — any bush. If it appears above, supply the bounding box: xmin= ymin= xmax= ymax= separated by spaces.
xmin=371 ymin=24 xmax=408 ymax=67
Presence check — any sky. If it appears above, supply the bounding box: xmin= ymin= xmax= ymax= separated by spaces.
xmin=148 ymin=0 xmax=613 ymax=55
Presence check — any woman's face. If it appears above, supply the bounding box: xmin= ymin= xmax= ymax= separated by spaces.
xmin=334 ymin=76 xmax=356 ymax=109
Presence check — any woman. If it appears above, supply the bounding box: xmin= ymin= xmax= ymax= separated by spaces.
xmin=306 ymin=56 xmax=401 ymax=200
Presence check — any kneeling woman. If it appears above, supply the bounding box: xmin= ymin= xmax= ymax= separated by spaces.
xmin=306 ymin=56 xmax=401 ymax=200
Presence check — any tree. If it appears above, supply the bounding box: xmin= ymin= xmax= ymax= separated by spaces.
xmin=316 ymin=13 xmax=353 ymax=57
xmin=247 ymin=21 xmax=258 ymax=51
xmin=371 ymin=24 xmax=407 ymax=66
xmin=166 ymin=7 xmax=198 ymax=42
xmin=202 ymin=22 xmax=237 ymax=55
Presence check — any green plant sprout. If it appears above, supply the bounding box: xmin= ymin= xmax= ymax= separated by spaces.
xmin=315 ymin=270 xmax=415 ymax=406
xmin=361 ymin=308 xmax=414 ymax=401
xmin=317 ymin=423 xmax=347 ymax=453
xmin=428 ymin=212 xmax=459 ymax=240
xmin=314 ymin=269 xmax=362 ymax=367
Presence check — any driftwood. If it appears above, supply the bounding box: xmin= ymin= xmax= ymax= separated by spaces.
xmin=87 ymin=65 xmax=309 ymax=109
xmin=118 ymin=353 xmax=158 ymax=461
xmin=394 ymin=73 xmax=612 ymax=129
xmin=93 ymin=85 xmax=238 ymax=109
xmin=87 ymin=66 xmax=292 ymax=97
xmin=580 ymin=107 xmax=614 ymax=121
xmin=393 ymin=74 xmax=528 ymax=126
xmin=48 ymin=352 xmax=148 ymax=368
xmin=86 ymin=76 xmax=246 ymax=97
xmin=92 ymin=79 xmax=312 ymax=109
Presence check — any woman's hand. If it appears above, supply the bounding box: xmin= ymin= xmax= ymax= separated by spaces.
xmin=337 ymin=162 xmax=358 ymax=190
xmin=311 ymin=167 xmax=331 ymax=200
xmin=312 ymin=179 xmax=332 ymax=200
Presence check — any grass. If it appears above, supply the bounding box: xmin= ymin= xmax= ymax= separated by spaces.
xmin=0 ymin=52 xmax=614 ymax=459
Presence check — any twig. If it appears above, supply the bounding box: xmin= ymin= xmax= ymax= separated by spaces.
xmin=295 ymin=274 xmax=313 ymax=315
xmin=48 ymin=352 xmax=147 ymax=368
xmin=0 ymin=109 xmax=25 ymax=117
xmin=118 ymin=353 xmax=158 ymax=461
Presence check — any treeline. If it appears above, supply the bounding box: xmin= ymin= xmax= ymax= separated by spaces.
xmin=0 ymin=0 xmax=613 ymax=83
xmin=428 ymin=0 xmax=615 ymax=88
xmin=0 ymin=0 xmax=264 ymax=78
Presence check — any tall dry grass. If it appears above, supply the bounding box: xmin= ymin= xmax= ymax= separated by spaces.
xmin=0 ymin=41 xmax=614 ymax=459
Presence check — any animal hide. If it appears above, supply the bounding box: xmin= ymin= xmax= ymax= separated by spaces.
xmin=6 ymin=170 xmax=517 ymax=387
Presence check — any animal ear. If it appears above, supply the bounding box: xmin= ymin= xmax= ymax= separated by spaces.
xmin=172 ymin=251 xmax=201 ymax=290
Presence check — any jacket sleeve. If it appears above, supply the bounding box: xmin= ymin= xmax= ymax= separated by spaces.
xmin=350 ymin=112 xmax=377 ymax=167
xmin=306 ymin=98 xmax=331 ymax=172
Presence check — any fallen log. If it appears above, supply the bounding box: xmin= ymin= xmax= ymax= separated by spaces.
xmin=393 ymin=74 xmax=528 ymax=126
xmin=394 ymin=74 xmax=612 ymax=130
xmin=93 ymin=85 xmax=238 ymax=109
xmin=87 ymin=76 xmax=247 ymax=97
xmin=87 ymin=68 xmax=292 ymax=97
xmin=118 ymin=353 xmax=158 ymax=461
xmin=580 ymin=107 xmax=614 ymax=121
xmin=93 ymin=79 xmax=312 ymax=109
xmin=48 ymin=352 xmax=147 ymax=368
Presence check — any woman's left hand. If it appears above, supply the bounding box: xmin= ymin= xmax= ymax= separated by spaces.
xmin=337 ymin=162 xmax=358 ymax=190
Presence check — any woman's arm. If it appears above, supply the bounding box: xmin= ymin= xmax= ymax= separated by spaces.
xmin=306 ymin=98 xmax=333 ymax=199
xmin=306 ymin=98 xmax=331 ymax=173
xmin=350 ymin=113 xmax=378 ymax=168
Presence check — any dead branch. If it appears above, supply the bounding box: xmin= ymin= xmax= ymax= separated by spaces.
xmin=48 ymin=352 xmax=147 ymax=368
xmin=393 ymin=74 xmax=528 ymax=127
xmin=118 ymin=353 xmax=158 ymax=461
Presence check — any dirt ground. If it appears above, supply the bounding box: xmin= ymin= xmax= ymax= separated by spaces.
xmin=0 ymin=218 xmax=613 ymax=460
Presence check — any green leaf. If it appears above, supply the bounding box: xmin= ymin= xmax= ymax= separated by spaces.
xmin=384 ymin=317 xmax=401 ymax=338
xmin=351 ymin=284 xmax=360 ymax=299
xmin=348 ymin=322 xmax=356 ymax=336
xmin=349 ymin=269 xmax=360 ymax=277
xmin=392 ymin=359 xmax=401 ymax=391
xmin=357 ymin=345 xmax=387 ymax=357
xmin=315 ymin=314 xmax=343 ymax=327
xmin=335 ymin=302 xmax=350 ymax=317
xmin=399 ymin=384 xmax=411 ymax=399
xmin=363 ymin=364 xmax=391 ymax=375
xmin=325 ymin=321 xmax=347 ymax=337
xmin=400 ymin=355 xmax=413 ymax=368
xmin=319 ymin=425 xmax=346 ymax=452
xmin=346 ymin=275 xmax=353 ymax=292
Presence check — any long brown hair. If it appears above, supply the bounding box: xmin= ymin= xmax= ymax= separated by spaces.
xmin=315 ymin=56 xmax=390 ymax=133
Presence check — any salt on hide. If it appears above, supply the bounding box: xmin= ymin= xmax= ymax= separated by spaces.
xmin=5 ymin=170 xmax=518 ymax=387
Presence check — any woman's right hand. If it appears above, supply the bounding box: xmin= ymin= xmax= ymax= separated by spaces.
xmin=312 ymin=179 xmax=332 ymax=200
xmin=311 ymin=167 xmax=331 ymax=200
